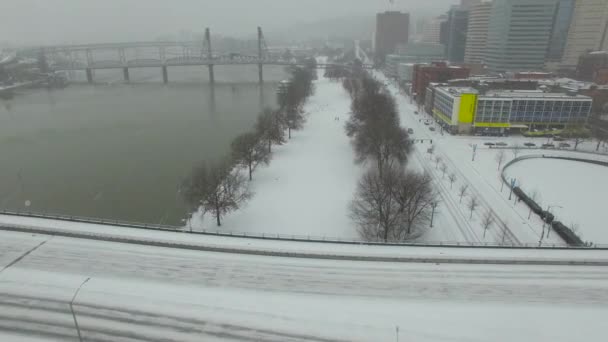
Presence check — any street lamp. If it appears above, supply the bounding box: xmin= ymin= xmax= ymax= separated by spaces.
xmin=545 ymin=204 xmax=563 ymax=238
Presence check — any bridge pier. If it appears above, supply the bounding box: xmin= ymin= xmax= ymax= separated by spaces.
xmin=258 ymin=64 xmax=263 ymax=84
xmin=208 ymin=64 xmax=215 ymax=85
xmin=86 ymin=68 xmax=93 ymax=83
xmin=162 ymin=66 xmax=168 ymax=84
xmin=123 ymin=67 xmax=130 ymax=82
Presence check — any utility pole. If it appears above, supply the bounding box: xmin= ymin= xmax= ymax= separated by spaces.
xmin=70 ymin=277 xmax=91 ymax=342
xmin=257 ymin=26 xmax=264 ymax=85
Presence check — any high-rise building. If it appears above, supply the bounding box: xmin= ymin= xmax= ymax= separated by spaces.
xmin=464 ymin=1 xmax=493 ymax=64
xmin=374 ymin=11 xmax=410 ymax=64
xmin=445 ymin=1 xmax=482 ymax=63
xmin=560 ymin=0 xmax=608 ymax=70
xmin=546 ymin=0 xmax=575 ymax=63
xmin=445 ymin=6 xmax=471 ymax=63
xmin=485 ymin=0 xmax=559 ymax=73
xmin=422 ymin=15 xmax=447 ymax=44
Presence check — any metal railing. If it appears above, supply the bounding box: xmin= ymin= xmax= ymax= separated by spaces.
xmin=1 ymin=209 xmax=607 ymax=249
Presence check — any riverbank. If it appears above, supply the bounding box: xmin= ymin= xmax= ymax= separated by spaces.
xmin=190 ymin=70 xmax=363 ymax=239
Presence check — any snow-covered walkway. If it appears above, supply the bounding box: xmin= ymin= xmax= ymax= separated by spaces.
xmin=192 ymin=70 xmax=362 ymax=239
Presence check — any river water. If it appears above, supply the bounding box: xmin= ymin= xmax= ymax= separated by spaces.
xmin=0 ymin=65 xmax=287 ymax=225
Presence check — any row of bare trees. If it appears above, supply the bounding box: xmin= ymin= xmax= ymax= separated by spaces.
xmin=181 ymin=66 xmax=315 ymax=227
xmin=340 ymin=74 xmax=438 ymax=242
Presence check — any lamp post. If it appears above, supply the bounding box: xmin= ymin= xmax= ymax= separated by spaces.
xmin=545 ymin=204 xmax=563 ymax=238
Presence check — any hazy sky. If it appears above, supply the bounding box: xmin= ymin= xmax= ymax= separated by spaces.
xmin=1 ymin=0 xmax=458 ymax=46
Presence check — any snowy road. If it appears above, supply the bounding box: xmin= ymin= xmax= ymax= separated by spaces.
xmin=1 ymin=230 xmax=608 ymax=341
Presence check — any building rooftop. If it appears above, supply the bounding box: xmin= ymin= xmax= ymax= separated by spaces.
xmin=482 ymin=90 xmax=591 ymax=100
xmin=436 ymin=86 xmax=478 ymax=96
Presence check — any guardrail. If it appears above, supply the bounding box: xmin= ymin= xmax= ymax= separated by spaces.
xmin=1 ymin=209 xmax=608 ymax=249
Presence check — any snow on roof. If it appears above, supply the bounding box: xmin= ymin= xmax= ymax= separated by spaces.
xmin=435 ymin=86 xmax=478 ymax=96
xmin=483 ymin=90 xmax=591 ymax=100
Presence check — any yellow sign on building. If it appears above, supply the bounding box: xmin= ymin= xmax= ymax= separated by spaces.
xmin=458 ymin=94 xmax=477 ymax=124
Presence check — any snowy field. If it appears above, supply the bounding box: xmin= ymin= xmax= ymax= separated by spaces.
xmin=506 ymin=158 xmax=608 ymax=244
xmin=190 ymin=67 xmax=363 ymax=240
xmin=1 ymin=230 xmax=608 ymax=342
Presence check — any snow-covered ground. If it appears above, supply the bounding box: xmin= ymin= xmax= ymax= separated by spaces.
xmin=190 ymin=67 xmax=363 ymax=240
xmin=1 ymin=230 xmax=608 ymax=342
xmin=505 ymin=158 xmax=608 ymax=245
xmin=376 ymin=74 xmax=578 ymax=247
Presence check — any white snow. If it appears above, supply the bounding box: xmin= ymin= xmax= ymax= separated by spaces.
xmin=1 ymin=231 xmax=607 ymax=342
xmin=190 ymin=66 xmax=363 ymax=240
xmin=506 ymin=158 xmax=608 ymax=244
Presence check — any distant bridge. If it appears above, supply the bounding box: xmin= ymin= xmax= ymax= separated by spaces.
xmin=30 ymin=28 xmax=372 ymax=84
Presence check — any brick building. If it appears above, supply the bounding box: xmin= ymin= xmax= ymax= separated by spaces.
xmin=412 ymin=62 xmax=470 ymax=104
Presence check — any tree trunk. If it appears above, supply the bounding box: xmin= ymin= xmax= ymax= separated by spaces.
xmin=288 ymin=127 xmax=292 ymax=139
xmin=216 ymin=207 xmax=221 ymax=226
xmin=249 ymin=163 xmax=252 ymax=181
xmin=268 ymin=139 xmax=272 ymax=153
xmin=597 ymin=140 xmax=601 ymax=151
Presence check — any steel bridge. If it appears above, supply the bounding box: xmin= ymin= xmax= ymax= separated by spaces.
xmin=33 ymin=27 xmax=372 ymax=84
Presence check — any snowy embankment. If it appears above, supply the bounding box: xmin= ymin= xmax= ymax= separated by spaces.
xmin=190 ymin=67 xmax=363 ymax=240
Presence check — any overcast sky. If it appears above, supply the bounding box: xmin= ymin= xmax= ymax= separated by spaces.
xmin=1 ymin=0 xmax=458 ymax=46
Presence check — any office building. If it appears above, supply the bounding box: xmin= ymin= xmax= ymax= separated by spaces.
xmin=560 ymin=0 xmax=608 ymax=70
xmin=375 ymin=11 xmax=410 ymax=64
xmin=546 ymin=0 xmax=575 ymax=63
xmin=445 ymin=6 xmax=471 ymax=63
xmin=485 ymin=0 xmax=559 ymax=73
xmin=428 ymin=86 xmax=591 ymax=134
xmin=412 ymin=62 xmax=470 ymax=104
xmin=464 ymin=1 xmax=493 ymax=65
xmin=421 ymin=15 xmax=447 ymax=44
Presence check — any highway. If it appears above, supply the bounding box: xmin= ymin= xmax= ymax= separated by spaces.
xmin=1 ymin=229 xmax=607 ymax=341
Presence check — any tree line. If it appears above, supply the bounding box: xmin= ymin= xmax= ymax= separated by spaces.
xmin=181 ymin=63 xmax=315 ymax=227
xmin=335 ymin=73 xmax=439 ymax=242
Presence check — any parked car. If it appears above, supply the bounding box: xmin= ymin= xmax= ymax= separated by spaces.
xmin=495 ymin=142 xmax=508 ymax=147
xmin=553 ymin=136 xmax=565 ymax=142
xmin=541 ymin=143 xmax=555 ymax=149
xmin=429 ymin=127 xmax=436 ymax=131
xmin=414 ymin=111 xmax=419 ymax=115
xmin=407 ymin=128 xmax=414 ymax=134
xmin=523 ymin=142 xmax=536 ymax=147
xmin=424 ymin=121 xmax=430 ymax=125
xmin=559 ymin=142 xmax=571 ymax=148
xmin=484 ymin=142 xmax=496 ymax=146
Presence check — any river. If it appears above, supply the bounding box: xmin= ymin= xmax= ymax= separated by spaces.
xmin=0 ymin=65 xmax=288 ymax=225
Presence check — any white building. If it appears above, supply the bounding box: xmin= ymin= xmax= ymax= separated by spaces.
xmin=560 ymin=0 xmax=608 ymax=70
xmin=464 ymin=1 xmax=493 ymax=65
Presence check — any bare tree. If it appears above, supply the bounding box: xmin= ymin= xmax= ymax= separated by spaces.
xmin=448 ymin=173 xmax=457 ymax=189
xmin=285 ymin=106 xmax=306 ymax=139
xmin=512 ymin=143 xmax=522 ymax=158
xmin=481 ymin=209 xmax=495 ymax=238
xmin=393 ymin=172 xmax=438 ymax=237
xmin=434 ymin=155 xmax=443 ymax=169
xmin=350 ymin=166 xmax=402 ymax=242
xmin=256 ymin=108 xmax=285 ymax=153
xmin=458 ymin=184 xmax=469 ymax=203
xmin=182 ymin=159 xmax=252 ymax=227
xmin=350 ymin=166 xmax=437 ymax=242
xmin=495 ymin=150 xmax=506 ymax=170
xmin=467 ymin=196 xmax=479 ymax=219
xmin=231 ymin=132 xmax=271 ymax=181
xmin=439 ymin=163 xmax=448 ymax=179
xmin=573 ymin=137 xmax=585 ymax=150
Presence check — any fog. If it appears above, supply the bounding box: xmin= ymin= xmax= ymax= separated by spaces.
xmin=1 ymin=0 xmax=458 ymax=46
